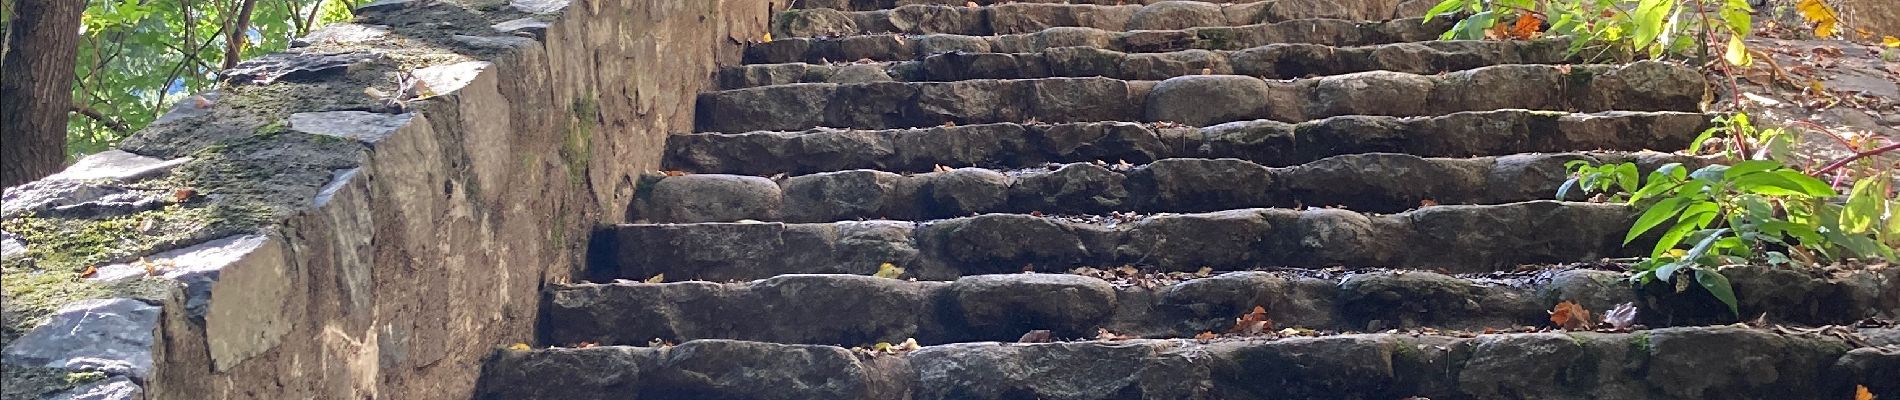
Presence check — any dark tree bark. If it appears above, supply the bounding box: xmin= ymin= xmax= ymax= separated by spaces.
xmin=1 ymin=0 xmax=84 ymax=188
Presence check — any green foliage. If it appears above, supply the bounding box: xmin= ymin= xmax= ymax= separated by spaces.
xmin=1563 ymin=113 xmax=1900 ymax=316
xmin=68 ymin=0 xmax=355 ymax=157
xmin=1423 ymin=0 xmax=1756 ymax=61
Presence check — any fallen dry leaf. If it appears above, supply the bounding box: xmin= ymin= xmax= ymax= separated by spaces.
xmin=574 ymin=341 xmax=598 ymax=348
xmin=1549 ymin=300 xmax=1594 ymax=330
xmin=1419 ymin=198 xmax=1439 ymax=207
xmin=660 ymin=170 xmax=688 ymax=177
xmin=1228 ymin=305 xmax=1272 ymax=335
xmin=507 ymin=343 xmax=532 ymax=351
xmin=173 ymin=188 xmax=195 ymax=202
xmin=1018 ymin=330 xmax=1053 ymax=343
xmin=1856 ymin=385 xmax=1875 ymax=400
xmin=1193 ymin=331 xmax=1217 ymax=342
xmin=79 ymin=265 xmax=98 ymax=279
xmin=643 ymin=273 xmax=665 ymax=283
xmin=1506 ymin=12 xmax=1545 ymax=40
xmin=1603 ymin=302 xmax=1638 ymax=330
xmin=1096 ymin=328 xmax=1134 ymax=341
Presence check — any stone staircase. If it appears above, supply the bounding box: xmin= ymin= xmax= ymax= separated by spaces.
xmin=474 ymin=1 xmax=1899 ymax=399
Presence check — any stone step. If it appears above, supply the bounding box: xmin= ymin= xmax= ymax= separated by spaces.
xmin=632 ymin=152 xmax=1705 ymax=223
xmin=775 ymin=1 xmax=1413 ymax=38
xmin=595 ymin=200 xmax=1639 ymax=281
xmin=544 ymin=266 xmax=1900 ymax=348
xmin=720 ymin=39 xmax=1577 ymax=89
xmin=695 ymin=62 xmax=1706 ymax=132
xmin=743 ymin=17 xmax=1453 ymax=64
xmin=666 ymin=110 xmax=1711 ymax=176
xmin=792 ymin=0 xmax=1439 ymax=15
xmin=477 ymin=326 xmax=1900 ymax=400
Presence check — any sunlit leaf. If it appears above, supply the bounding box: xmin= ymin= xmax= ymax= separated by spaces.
xmin=1628 ymin=197 xmax=1689 ymax=244
xmin=1795 ymin=0 xmax=1840 ymax=37
xmin=1724 ymin=35 xmax=1752 ymax=66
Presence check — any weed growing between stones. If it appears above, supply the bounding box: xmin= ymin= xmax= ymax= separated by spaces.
xmin=1429 ymin=0 xmax=1897 ymax=317
xmin=1559 ymin=113 xmax=1897 ymax=316
xmin=1424 ymin=0 xmax=1763 ymax=63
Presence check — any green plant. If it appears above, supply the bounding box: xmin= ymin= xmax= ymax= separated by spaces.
xmin=1564 ymin=114 xmax=1900 ymax=316
xmin=1423 ymin=0 xmax=1757 ymax=63
xmin=68 ymin=0 xmax=356 ymax=158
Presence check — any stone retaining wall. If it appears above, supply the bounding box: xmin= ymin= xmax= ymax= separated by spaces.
xmin=0 ymin=0 xmax=776 ymax=398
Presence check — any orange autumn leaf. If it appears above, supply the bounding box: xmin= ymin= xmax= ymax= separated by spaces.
xmin=1193 ymin=331 xmax=1218 ymax=342
xmin=1507 ymin=12 xmax=1545 ymax=40
xmin=1228 ymin=305 xmax=1272 ymax=335
xmin=1856 ymin=385 xmax=1874 ymax=400
xmin=79 ymin=265 xmax=98 ymax=279
xmin=1549 ymin=301 xmax=1595 ymax=330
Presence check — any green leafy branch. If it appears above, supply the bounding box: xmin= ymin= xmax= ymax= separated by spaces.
xmin=1563 ymin=114 xmax=1899 ymax=316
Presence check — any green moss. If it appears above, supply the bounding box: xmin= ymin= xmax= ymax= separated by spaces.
xmin=2 ymin=203 xmax=263 ymax=348
xmin=256 ymin=120 xmax=290 ymax=138
xmin=561 ymin=95 xmax=598 ymax=187
xmin=62 ymin=372 xmax=104 ymax=385
xmin=1 ymin=365 xmax=81 ymax=400
xmin=1632 ymin=331 xmax=1652 ymax=353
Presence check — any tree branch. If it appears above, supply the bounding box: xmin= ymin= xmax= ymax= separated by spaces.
xmin=71 ymin=102 xmax=130 ymax=133
xmin=221 ymin=0 xmax=258 ymax=70
xmin=1815 ymin=143 xmax=1900 ymax=176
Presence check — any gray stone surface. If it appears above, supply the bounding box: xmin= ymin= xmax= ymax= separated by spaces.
xmin=668 ymin=111 xmax=1710 ymax=176
xmin=1143 ymin=75 xmax=1272 ymax=126
xmin=541 ymin=267 xmax=1900 ymax=347
xmin=949 ymin=274 xmax=1116 ymax=338
xmin=485 ymin=327 xmax=1896 ymax=399
xmin=609 ymin=201 xmax=1644 ymax=277
xmin=50 ymin=376 xmax=143 ymax=400
xmin=288 ymin=111 xmax=418 ymax=143
xmin=2 ymin=299 xmax=159 ymax=379
xmin=46 ymin=150 xmax=191 ymax=182
xmin=221 ymin=51 xmax=380 ymax=85
xmin=640 ymin=174 xmax=783 ymax=222
xmin=0 ymin=180 xmax=161 ymax=220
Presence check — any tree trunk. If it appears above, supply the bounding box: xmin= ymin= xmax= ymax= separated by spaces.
xmin=1 ymin=0 xmax=84 ymax=188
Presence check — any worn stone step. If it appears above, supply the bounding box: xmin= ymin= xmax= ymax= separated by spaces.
xmin=595 ymin=200 xmax=1639 ymax=281
xmin=695 ymin=62 xmax=1706 ymax=132
xmin=792 ymin=0 xmax=1440 ymax=15
xmin=544 ymin=266 xmax=1900 ymax=347
xmin=633 ymin=152 xmax=1704 ymax=223
xmin=720 ymin=39 xmax=1578 ymax=89
xmin=477 ymin=326 xmax=1900 ymax=400
xmin=743 ymin=17 xmax=1453 ymax=64
xmin=775 ymin=1 xmax=1413 ymax=38
xmin=667 ymin=110 xmax=1710 ymax=176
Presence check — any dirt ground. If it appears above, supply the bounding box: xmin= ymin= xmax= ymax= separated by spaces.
xmin=1715 ymin=0 xmax=1900 ymax=183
